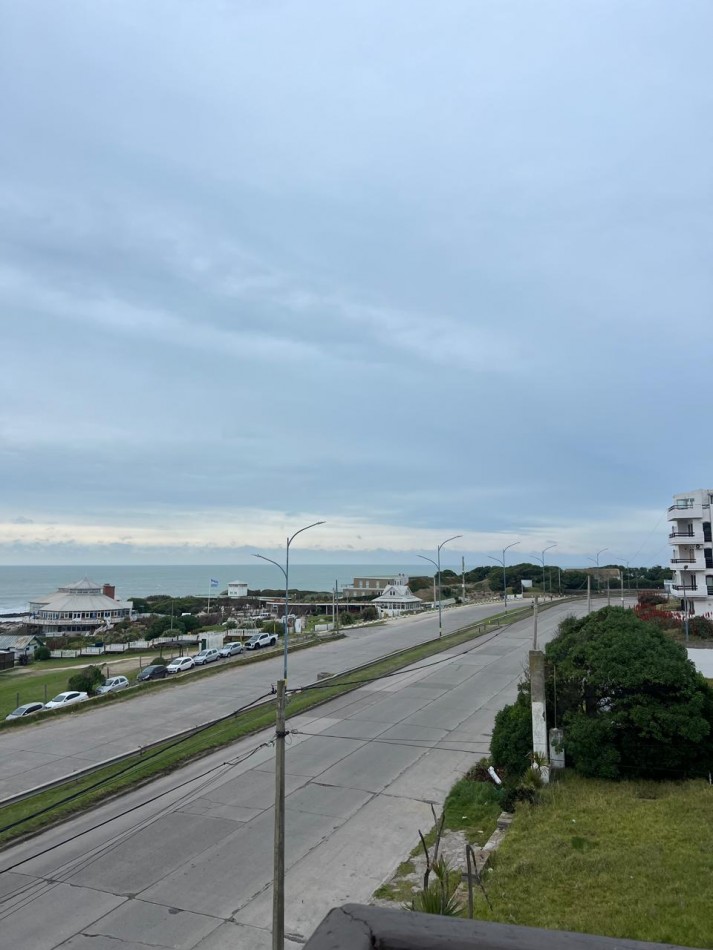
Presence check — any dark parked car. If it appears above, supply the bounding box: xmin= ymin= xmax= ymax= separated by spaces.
xmin=137 ymin=664 xmax=169 ymax=682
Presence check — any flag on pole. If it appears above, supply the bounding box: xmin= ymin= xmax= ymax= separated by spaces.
xmin=210 ymin=578 xmax=219 ymax=589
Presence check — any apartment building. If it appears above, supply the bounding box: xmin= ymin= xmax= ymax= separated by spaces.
xmin=667 ymin=489 xmax=713 ymax=614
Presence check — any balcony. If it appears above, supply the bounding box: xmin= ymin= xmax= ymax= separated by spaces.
xmin=671 ymin=584 xmax=707 ymax=599
xmin=668 ymin=529 xmax=704 ymax=543
xmin=667 ymin=501 xmax=703 ymax=521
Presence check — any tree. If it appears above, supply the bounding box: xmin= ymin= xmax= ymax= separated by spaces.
xmin=68 ymin=665 xmax=105 ymax=695
xmin=546 ymin=607 xmax=713 ymax=779
xmin=490 ymin=607 xmax=713 ymax=781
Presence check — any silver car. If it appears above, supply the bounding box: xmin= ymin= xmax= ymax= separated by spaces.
xmin=5 ymin=702 xmax=45 ymax=721
xmin=96 ymin=675 xmax=130 ymax=694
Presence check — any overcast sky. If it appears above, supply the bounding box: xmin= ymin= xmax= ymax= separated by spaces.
xmin=1 ymin=0 xmax=711 ymax=567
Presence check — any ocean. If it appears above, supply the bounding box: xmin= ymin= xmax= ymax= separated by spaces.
xmin=0 ymin=564 xmax=425 ymax=614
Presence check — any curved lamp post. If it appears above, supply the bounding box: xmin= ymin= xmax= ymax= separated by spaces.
xmin=418 ymin=534 xmax=462 ymax=638
xmin=486 ymin=540 xmax=520 ymax=612
xmin=587 ymin=548 xmax=608 ymax=595
xmin=530 ymin=542 xmax=557 ymax=595
xmin=254 ymin=520 xmax=325 ymax=680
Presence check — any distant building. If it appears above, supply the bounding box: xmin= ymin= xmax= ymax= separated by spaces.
xmin=227 ymin=580 xmax=249 ymax=599
xmin=29 ymin=577 xmax=133 ymax=637
xmin=341 ymin=574 xmax=409 ymax=599
xmin=0 ymin=633 xmax=43 ymax=659
xmin=668 ymin=488 xmax=713 ymax=615
xmin=372 ymin=584 xmax=422 ymax=617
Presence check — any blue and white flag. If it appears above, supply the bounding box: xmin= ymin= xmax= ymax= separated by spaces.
xmin=210 ymin=578 xmax=219 ymax=589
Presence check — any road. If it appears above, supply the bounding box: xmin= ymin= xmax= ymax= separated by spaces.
xmin=0 ymin=599 xmax=516 ymax=802
xmin=0 ymin=599 xmax=595 ymax=949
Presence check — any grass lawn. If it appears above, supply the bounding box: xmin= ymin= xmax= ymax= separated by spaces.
xmin=0 ymin=668 xmax=80 ymax=715
xmin=475 ymin=772 xmax=713 ymax=948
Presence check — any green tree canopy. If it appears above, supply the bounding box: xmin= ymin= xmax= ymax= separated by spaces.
xmin=546 ymin=607 xmax=713 ymax=779
xmin=490 ymin=607 xmax=713 ymax=781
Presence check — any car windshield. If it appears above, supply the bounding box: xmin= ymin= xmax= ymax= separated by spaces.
xmin=49 ymin=694 xmax=68 ymax=702
xmin=11 ymin=705 xmax=34 ymax=715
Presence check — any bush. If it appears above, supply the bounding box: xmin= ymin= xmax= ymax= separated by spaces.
xmin=34 ymin=645 xmax=51 ymax=661
xmin=689 ymin=615 xmax=713 ymax=640
xmin=547 ymin=607 xmax=713 ymax=779
xmin=67 ymin=665 xmax=105 ymax=695
xmin=638 ymin=591 xmax=668 ymax=607
xmin=338 ymin=612 xmax=355 ymax=626
xmin=360 ymin=605 xmax=379 ymax=622
xmin=262 ymin=620 xmax=283 ymax=635
xmin=490 ymin=686 xmax=532 ymax=779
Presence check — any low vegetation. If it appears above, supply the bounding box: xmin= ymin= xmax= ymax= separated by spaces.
xmin=473 ymin=773 xmax=713 ymax=948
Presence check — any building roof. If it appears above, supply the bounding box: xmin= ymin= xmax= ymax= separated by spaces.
xmin=30 ymin=577 xmax=131 ymax=616
xmin=0 ymin=634 xmax=41 ymax=650
xmin=372 ymin=584 xmax=421 ymax=605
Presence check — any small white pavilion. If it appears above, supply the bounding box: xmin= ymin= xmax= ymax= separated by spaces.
xmin=372 ymin=584 xmax=423 ymax=617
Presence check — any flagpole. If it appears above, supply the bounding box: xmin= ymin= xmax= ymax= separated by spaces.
xmin=207 ymin=579 xmax=211 ymax=615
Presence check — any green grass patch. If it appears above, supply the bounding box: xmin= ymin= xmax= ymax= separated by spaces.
xmin=0 ymin=668 xmax=79 ymax=717
xmin=474 ymin=772 xmax=713 ymax=948
xmin=0 ymin=614 xmax=506 ymax=847
xmin=443 ymin=775 xmax=503 ymax=848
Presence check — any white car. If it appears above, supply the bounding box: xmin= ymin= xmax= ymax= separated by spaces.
xmin=192 ymin=648 xmax=220 ymax=666
xmin=246 ymin=632 xmax=278 ymax=650
xmin=166 ymin=656 xmax=195 ymax=674
xmin=218 ymin=642 xmax=244 ymax=658
xmin=44 ymin=691 xmax=88 ymax=709
xmin=96 ymin=676 xmax=130 ymax=694
xmin=5 ymin=701 xmax=45 ymax=721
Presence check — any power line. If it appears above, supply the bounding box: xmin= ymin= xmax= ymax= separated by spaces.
xmin=0 ymin=689 xmax=276 ymax=839
xmin=0 ymin=739 xmax=273 ymax=887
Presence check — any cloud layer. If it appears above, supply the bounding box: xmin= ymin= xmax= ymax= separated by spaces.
xmin=1 ymin=1 xmax=711 ymax=565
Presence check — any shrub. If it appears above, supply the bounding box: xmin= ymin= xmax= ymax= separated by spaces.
xmin=490 ymin=686 xmax=532 ymax=779
xmin=338 ymin=612 xmax=355 ymax=626
xmin=262 ymin=620 xmax=283 ymax=635
xmin=34 ymin=645 xmax=51 ymax=661
xmin=638 ymin=591 xmax=668 ymax=607
xmin=361 ymin=605 xmax=378 ymax=621
xmin=67 ymin=665 xmax=105 ymax=695
xmin=689 ymin=615 xmax=713 ymax=640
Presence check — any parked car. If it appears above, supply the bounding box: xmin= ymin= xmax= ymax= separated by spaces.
xmin=137 ymin=665 xmax=169 ymax=681
xmin=96 ymin=675 xmax=130 ymax=694
xmin=166 ymin=656 xmax=195 ymax=674
xmin=192 ymin=648 xmax=220 ymax=666
xmin=5 ymin=701 xmax=45 ymax=721
xmin=44 ymin=691 xmax=88 ymax=709
xmin=246 ymin=632 xmax=278 ymax=650
xmin=218 ymin=642 xmax=244 ymax=658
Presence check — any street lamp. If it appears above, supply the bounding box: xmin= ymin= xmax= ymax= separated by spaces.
xmin=529 ymin=543 xmax=557 ymax=595
xmin=587 ymin=548 xmax=608 ymax=595
xmin=486 ymin=541 xmax=520 ymax=612
xmin=254 ymin=520 xmax=325 ymax=680
xmin=417 ymin=534 xmax=462 ymax=638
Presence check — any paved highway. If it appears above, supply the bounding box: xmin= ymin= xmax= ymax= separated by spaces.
xmin=0 ymin=599 xmax=597 ymax=949
xmin=0 ymin=600 xmax=518 ymax=801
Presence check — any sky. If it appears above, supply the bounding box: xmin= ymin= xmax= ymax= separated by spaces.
xmin=1 ymin=0 xmax=712 ymax=568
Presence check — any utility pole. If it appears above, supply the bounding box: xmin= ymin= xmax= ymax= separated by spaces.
xmin=620 ymin=569 xmax=625 ymax=607
xmin=273 ymin=680 xmax=286 ymax=950
xmin=533 ymin=595 xmax=538 ymax=649
xmin=461 ymin=556 xmax=466 ymax=603
xmin=607 ymin=580 xmax=611 ymax=607
xmin=587 ymin=574 xmax=591 ymax=614
xmin=334 ymin=580 xmax=340 ymax=633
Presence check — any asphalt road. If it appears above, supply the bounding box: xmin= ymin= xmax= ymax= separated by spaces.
xmin=0 ymin=599 xmax=596 ymax=949
xmin=0 ymin=599 xmax=517 ymax=802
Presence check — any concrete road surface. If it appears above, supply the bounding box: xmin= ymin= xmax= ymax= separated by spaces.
xmin=0 ymin=600 xmax=517 ymax=801
xmin=0 ymin=599 xmax=594 ymax=949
